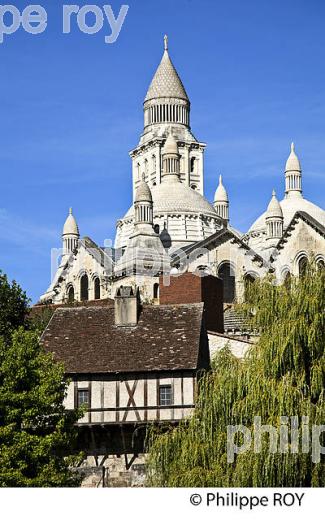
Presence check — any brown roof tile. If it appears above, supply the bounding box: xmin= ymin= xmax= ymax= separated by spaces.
xmin=41 ymin=303 xmax=206 ymax=374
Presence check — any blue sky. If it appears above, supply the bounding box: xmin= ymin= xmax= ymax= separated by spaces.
xmin=0 ymin=0 xmax=325 ymax=303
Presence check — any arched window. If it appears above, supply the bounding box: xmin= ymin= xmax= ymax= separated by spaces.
xmin=154 ymin=224 xmax=160 ymax=234
xmin=244 ymin=273 xmax=257 ymax=300
xmin=67 ymin=286 xmax=74 ymax=303
xmin=218 ymin=262 xmax=235 ymax=303
xmin=153 ymin=283 xmax=159 ymax=299
xmin=298 ymin=256 xmax=308 ymax=277
xmin=317 ymin=258 xmax=325 ymax=271
xmin=80 ymin=274 xmax=89 ymax=301
xmin=94 ymin=277 xmax=100 ymax=300
xmin=283 ymin=270 xmax=291 ymax=288
xmin=190 ymin=157 xmax=196 ymax=173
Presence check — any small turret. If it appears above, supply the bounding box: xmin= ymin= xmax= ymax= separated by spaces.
xmin=265 ymin=190 xmax=283 ymax=241
xmin=214 ymin=175 xmax=229 ymax=221
xmin=285 ymin=142 xmax=302 ymax=198
xmin=62 ymin=208 xmax=79 ymax=256
xmin=134 ymin=174 xmax=154 ymax=229
xmin=161 ymin=131 xmax=181 ymax=183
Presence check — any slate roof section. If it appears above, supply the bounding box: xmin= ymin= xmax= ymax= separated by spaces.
xmin=145 ymin=49 xmax=189 ymax=102
xmin=41 ymin=303 xmax=207 ymax=375
xmin=223 ymin=306 xmax=250 ymax=333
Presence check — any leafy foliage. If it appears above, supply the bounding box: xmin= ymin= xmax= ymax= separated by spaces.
xmin=147 ymin=264 xmax=325 ymax=486
xmin=0 ymin=328 xmax=83 ymax=487
xmin=0 ymin=271 xmax=29 ymax=343
xmin=29 ymin=305 xmax=55 ymax=333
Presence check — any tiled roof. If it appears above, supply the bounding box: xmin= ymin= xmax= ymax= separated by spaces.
xmin=41 ymin=303 xmax=207 ymax=374
xmin=145 ymin=50 xmax=189 ymax=102
xmin=223 ymin=306 xmax=251 ymax=333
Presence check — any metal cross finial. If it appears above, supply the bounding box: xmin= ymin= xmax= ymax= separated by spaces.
xmin=164 ymin=34 xmax=168 ymax=51
xmin=69 ymin=207 xmax=73 ymax=215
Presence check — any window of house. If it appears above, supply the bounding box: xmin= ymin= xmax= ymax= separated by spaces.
xmin=77 ymin=389 xmax=89 ymax=408
xmin=159 ymin=385 xmax=173 ymax=406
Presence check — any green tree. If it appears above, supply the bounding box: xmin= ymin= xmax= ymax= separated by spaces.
xmin=147 ymin=264 xmax=325 ymax=486
xmin=0 ymin=328 xmax=83 ymax=487
xmin=0 ymin=271 xmax=29 ymax=344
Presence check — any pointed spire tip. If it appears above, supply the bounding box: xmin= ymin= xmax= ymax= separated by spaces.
xmin=69 ymin=207 xmax=73 ymax=215
xmin=164 ymin=34 xmax=168 ymax=51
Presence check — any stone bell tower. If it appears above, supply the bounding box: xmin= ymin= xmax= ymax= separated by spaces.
xmin=130 ymin=36 xmax=206 ymax=199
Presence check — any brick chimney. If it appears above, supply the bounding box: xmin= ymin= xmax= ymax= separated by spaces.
xmin=114 ymin=286 xmax=139 ymax=327
xmin=159 ymin=272 xmax=224 ymax=333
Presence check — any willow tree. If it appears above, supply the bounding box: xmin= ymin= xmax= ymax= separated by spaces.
xmin=147 ymin=263 xmax=325 ymax=486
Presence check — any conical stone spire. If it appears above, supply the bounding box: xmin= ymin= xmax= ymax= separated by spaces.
xmin=285 ymin=142 xmax=302 ymax=198
xmin=266 ymin=189 xmax=283 ymax=240
xmin=214 ymin=175 xmax=229 ymax=221
xmin=145 ymin=35 xmax=189 ymax=102
xmin=62 ymin=208 xmax=79 ymax=256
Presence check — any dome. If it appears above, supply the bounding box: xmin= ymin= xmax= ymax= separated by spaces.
xmin=125 ymin=181 xmax=217 ymax=218
xmin=144 ymin=36 xmax=189 ymax=103
xmin=135 ymin=178 xmax=152 ymax=203
xmin=249 ymin=196 xmax=325 ymax=232
xmin=285 ymin=142 xmax=301 ymax=172
xmin=266 ymin=190 xmax=283 ymax=219
xmin=214 ymin=175 xmax=229 ymax=203
xmin=62 ymin=208 xmax=79 ymax=236
xmin=163 ymin=132 xmax=179 ymax=155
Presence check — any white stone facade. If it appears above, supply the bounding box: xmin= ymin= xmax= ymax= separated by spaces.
xmin=40 ymin=37 xmax=325 ymax=307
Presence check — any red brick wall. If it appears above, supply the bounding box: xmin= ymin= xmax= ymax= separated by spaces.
xmin=159 ymin=272 xmax=224 ymax=333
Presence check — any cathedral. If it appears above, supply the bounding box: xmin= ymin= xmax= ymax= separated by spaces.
xmin=40 ymin=36 xmax=325 ymax=307
xmin=38 ymin=35 xmax=325 ymax=486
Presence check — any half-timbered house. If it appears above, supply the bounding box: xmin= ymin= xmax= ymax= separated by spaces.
xmin=41 ymin=286 xmax=210 ymax=485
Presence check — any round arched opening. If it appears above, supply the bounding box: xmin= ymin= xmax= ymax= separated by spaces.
xmin=298 ymin=256 xmax=308 ymax=277
xmin=67 ymin=286 xmax=74 ymax=303
xmin=94 ymin=277 xmax=101 ymax=300
xmin=243 ymin=273 xmax=257 ymax=300
xmin=80 ymin=274 xmax=89 ymax=301
xmin=218 ymin=262 xmax=236 ymax=303
xmin=153 ymin=283 xmax=159 ymax=300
